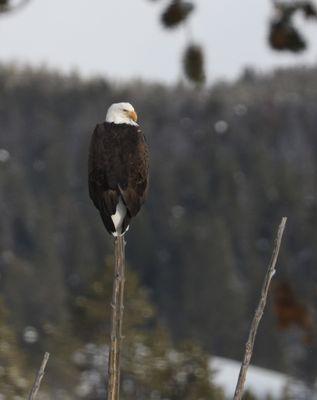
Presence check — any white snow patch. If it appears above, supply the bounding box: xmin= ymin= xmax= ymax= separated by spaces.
xmin=210 ymin=357 xmax=312 ymax=399
xmin=0 ymin=149 xmax=10 ymax=163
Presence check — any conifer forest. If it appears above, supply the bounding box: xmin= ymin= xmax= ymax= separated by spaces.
xmin=1 ymin=64 xmax=317 ymax=398
xmin=2 ymin=0 xmax=317 ymax=399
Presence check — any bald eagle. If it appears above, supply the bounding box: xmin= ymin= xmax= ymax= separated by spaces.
xmin=88 ymin=102 xmax=149 ymax=236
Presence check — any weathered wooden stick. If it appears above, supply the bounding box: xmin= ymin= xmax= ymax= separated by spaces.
xmin=28 ymin=352 xmax=50 ymax=400
xmin=233 ymin=217 xmax=287 ymax=400
xmin=107 ymin=235 xmax=126 ymax=400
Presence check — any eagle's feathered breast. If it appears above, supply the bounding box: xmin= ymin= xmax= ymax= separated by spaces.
xmin=88 ymin=122 xmax=149 ymax=235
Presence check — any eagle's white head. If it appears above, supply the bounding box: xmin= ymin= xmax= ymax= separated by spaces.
xmin=105 ymin=102 xmax=138 ymax=126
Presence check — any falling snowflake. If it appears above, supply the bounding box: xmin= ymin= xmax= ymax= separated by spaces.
xmin=214 ymin=120 xmax=229 ymax=134
xmin=0 ymin=149 xmax=10 ymax=163
xmin=23 ymin=326 xmax=39 ymax=344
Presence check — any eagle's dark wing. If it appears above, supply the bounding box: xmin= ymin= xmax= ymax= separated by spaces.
xmin=119 ymin=126 xmax=149 ymax=219
xmin=88 ymin=123 xmax=118 ymax=234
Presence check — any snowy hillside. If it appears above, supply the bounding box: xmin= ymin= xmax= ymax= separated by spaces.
xmin=210 ymin=357 xmax=313 ymax=399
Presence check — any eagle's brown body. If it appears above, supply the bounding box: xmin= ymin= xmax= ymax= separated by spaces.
xmin=88 ymin=121 xmax=149 ymax=235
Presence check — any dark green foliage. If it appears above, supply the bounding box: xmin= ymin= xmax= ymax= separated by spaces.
xmin=0 ymin=0 xmax=8 ymax=12
xmin=268 ymin=1 xmax=317 ymax=53
xmin=302 ymin=1 xmax=317 ymax=18
xmin=161 ymin=0 xmax=194 ymax=29
xmin=0 ymin=297 xmax=29 ymax=397
xmin=122 ymin=337 xmax=225 ymax=400
xmin=273 ymin=1 xmax=317 ymax=20
xmin=183 ymin=44 xmax=205 ymax=84
xmin=0 ymin=0 xmax=30 ymax=13
xmin=70 ymin=260 xmax=223 ymax=399
xmin=243 ymin=390 xmax=258 ymax=400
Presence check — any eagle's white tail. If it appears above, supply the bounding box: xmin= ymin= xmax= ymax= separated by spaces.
xmin=111 ymin=197 xmax=129 ymax=236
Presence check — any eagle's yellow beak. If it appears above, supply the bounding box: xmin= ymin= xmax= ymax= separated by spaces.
xmin=129 ymin=110 xmax=138 ymax=122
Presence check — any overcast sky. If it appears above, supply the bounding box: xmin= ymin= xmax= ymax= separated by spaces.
xmin=1 ymin=0 xmax=317 ymax=84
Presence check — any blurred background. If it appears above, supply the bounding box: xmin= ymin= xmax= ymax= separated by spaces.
xmin=1 ymin=0 xmax=317 ymax=399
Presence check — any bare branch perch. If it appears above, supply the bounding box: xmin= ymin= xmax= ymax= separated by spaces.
xmin=107 ymin=236 xmax=126 ymax=400
xmin=233 ymin=217 xmax=287 ymax=400
xmin=28 ymin=352 xmax=50 ymax=400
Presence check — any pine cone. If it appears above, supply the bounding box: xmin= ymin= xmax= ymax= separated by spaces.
xmin=183 ymin=44 xmax=206 ymax=84
xmin=161 ymin=1 xmax=194 ymax=29
xmin=269 ymin=20 xmax=306 ymax=52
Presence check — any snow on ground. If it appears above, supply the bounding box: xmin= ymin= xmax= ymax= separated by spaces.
xmin=210 ymin=357 xmax=311 ymax=399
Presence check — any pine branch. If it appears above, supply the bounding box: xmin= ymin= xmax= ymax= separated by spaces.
xmin=233 ymin=217 xmax=287 ymax=400
xmin=107 ymin=236 xmax=126 ymax=400
xmin=28 ymin=352 xmax=50 ymax=400
xmin=0 ymin=0 xmax=31 ymax=15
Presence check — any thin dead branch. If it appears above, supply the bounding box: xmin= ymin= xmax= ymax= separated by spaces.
xmin=107 ymin=235 xmax=126 ymax=400
xmin=28 ymin=352 xmax=50 ymax=400
xmin=233 ymin=217 xmax=287 ymax=400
